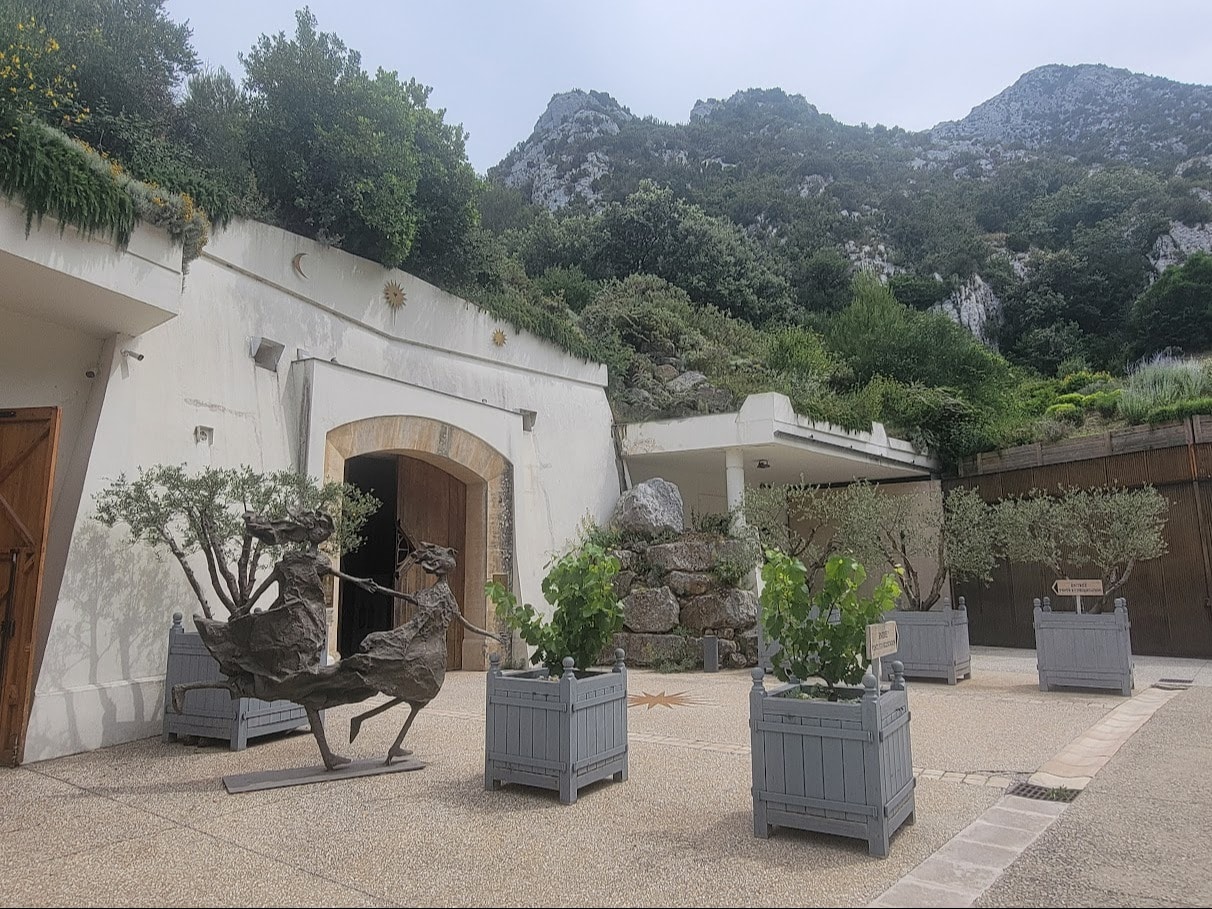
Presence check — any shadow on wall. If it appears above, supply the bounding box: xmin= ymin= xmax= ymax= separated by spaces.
xmin=32 ymin=521 xmax=183 ymax=758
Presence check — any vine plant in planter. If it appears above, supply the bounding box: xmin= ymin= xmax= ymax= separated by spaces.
xmin=486 ymin=541 xmax=623 ymax=676
xmin=750 ymin=550 xmax=916 ymax=856
xmin=483 ymin=541 xmax=629 ymax=804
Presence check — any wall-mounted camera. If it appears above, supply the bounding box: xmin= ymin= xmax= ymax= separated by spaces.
xmin=85 ymin=368 xmax=98 ymax=379
xmin=121 ymin=349 xmax=144 ymax=361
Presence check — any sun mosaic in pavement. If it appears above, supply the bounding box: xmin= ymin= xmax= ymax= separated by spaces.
xmin=628 ymin=690 xmax=704 ymax=710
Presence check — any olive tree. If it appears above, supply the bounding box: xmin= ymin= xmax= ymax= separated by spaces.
xmin=999 ymin=485 xmax=1169 ymax=611
xmin=743 ymin=479 xmax=1000 ymax=611
xmin=93 ymin=465 xmax=378 ymax=619
xmin=830 ymin=481 xmax=1000 ymax=611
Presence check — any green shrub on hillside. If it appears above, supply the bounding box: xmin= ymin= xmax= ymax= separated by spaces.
xmin=1118 ymin=355 xmax=1211 ymax=422
xmin=1144 ymin=397 xmax=1212 ymax=424
xmin=1044 ymin=402 xmax=1083 ymax=424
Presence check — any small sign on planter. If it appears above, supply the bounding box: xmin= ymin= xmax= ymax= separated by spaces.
xmin=867 ymin=621 xmax=899 ymax=660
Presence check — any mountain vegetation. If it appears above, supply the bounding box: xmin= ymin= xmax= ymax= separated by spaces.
xmin=3 ymin=3 xmax=1211 ymax=469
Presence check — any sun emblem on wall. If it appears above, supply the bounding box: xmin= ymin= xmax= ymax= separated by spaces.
xmin=383 ymin=280 xmax=407 ymax=311
xmin=492 ymin=328 xmax=508 ymax=347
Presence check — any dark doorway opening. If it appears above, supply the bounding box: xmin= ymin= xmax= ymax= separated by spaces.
xmin=339 ymin=454 xmax=398 ymax=658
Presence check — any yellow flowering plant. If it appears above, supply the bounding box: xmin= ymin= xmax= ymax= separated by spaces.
xmin=0 ymin=16 xmax=87 ymax=130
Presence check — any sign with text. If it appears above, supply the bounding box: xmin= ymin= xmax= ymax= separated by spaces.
xmin=1052 ymin=578 xmax=1104 ymax=597
xmin=866 ymin=621 xmax=899 ymax=660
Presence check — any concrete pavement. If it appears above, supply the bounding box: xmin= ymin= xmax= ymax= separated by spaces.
xmin=0 ymin=648 xmax=1206 ymax=907
xmin=974 ymin=685 xmax=1212 ymax=908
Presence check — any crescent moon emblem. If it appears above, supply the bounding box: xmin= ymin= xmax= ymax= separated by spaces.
xmin=291 ymin=252 xmax=308 ymax=279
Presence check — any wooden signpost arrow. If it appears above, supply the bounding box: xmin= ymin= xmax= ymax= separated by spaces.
xmin=1052 ymin=578 xmax=1104 ymax=613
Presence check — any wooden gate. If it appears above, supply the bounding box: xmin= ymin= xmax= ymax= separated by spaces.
xmin=0 ymin=407 xmax=60 ymax=766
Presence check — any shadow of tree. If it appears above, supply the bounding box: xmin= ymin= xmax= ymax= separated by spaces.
xmin=34 ymin=521 xmax=189 ymax=755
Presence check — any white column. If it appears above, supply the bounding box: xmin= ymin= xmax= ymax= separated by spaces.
xmin=725 ymin=447 xmax=746 ymax=526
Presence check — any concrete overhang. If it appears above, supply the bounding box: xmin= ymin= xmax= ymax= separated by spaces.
xmin=0 ymin=198 xmax=182 ymax=338
xmin=620 ymin=392 xmax=938 ymax=491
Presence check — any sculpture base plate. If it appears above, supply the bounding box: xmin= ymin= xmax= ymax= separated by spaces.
xmin=223 ymin=757 xmax=426 ymax=793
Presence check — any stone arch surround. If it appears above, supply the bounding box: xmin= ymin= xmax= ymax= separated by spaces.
xmin=324 ymin=415 xmax=513 ymax=670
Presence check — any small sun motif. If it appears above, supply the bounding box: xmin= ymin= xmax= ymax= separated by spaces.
xmin=383 ymin=280 xmax=407 ymax=311
xmin=628 ymin=690 xmax=702 ymax=710
xmin=492 ymin=328 xmax=508 ymax=347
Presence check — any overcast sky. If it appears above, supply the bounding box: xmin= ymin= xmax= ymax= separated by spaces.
xmin=166 ymin=0 xmax=1212 ymax=174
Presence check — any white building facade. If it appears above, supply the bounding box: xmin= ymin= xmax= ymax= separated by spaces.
xmin=1 ymin=203 xmax=622 ymax=764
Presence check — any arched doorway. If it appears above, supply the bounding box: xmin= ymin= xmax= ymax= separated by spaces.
xmin=324 ymin=416 xmax=512 ymax=671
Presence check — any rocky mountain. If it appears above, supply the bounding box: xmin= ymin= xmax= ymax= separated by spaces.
xmin=487 ymin=67 xmax=1212 ymax=371
xmin=499 ymin=89 xmax=635 ymax=209
xmin=932 ymin=64 xmax=1212 ymax=165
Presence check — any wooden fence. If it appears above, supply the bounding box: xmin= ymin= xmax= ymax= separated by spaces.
xmin=945 ymin=415 xmax=1212 ymax=658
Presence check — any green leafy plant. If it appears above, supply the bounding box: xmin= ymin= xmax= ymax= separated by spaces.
xmin=1145 ymin=396 xmax=1212 ymax=424
xmin=486 ymin=542 xmax=624 ymax=676
xmin=1118 ymin=354 xmax=1211 ymax=423
xmin=690 ymin=507 xmax=734 ymax=537
xmin=0 ymin=116 xmax=212 ymax=263
xmin=760 ymin=551 xmax=901 ymax=694
xmin=713 ymin=554 xmax=753 ymax=589
xmin=93 ymin=464 xmax=379 ymax=619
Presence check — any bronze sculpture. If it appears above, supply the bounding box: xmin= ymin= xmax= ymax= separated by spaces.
xmin=171 ymin=511 xmax=501 ymax=770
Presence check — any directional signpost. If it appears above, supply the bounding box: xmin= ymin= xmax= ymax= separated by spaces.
xmin=1052 ymin=578 xmax=1104 ymax=614
xmin=866 ymin=620 xmax=899 ymax=685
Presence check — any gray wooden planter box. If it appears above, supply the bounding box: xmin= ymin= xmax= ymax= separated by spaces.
xmin=749 ymin=664 xmax=916 ymax=857
xmin=882 ymin=598 xmax=971 ymax=684
xmin=1033 ymin=597 xmax=1134 ymax=696
xmin=162 ymin=613 xmax=311 ymax=750
xmin=485 ymin=650 xmax=628 ymax=804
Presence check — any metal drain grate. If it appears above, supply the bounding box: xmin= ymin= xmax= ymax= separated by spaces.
xmin=1155 ymin=678 xmax=1194 ymax=689
xmin=1007 ymin=782 xmax=1080 ymax=803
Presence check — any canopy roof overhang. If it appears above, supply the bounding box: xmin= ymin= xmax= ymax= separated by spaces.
xmin=0 ymin=198 xmax=181 ymax=338
xmin=620 ymin=393 xmax=938 ymax=505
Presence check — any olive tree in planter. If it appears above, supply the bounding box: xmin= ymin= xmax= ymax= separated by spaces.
xmin=835 ymin=482 xmax=1003 ymax=684
xmin=1000 ymin=485 xmax=1168 ymax=695
xmin=751 ymin=551 xmax=915 ymax=857
xmin=93 ymin=465 xmax=378 ymax=748
xmin=484 ymin=541 xmax=627 ymax=804
xmin=745 ymin=481 xmax=999 ymax=683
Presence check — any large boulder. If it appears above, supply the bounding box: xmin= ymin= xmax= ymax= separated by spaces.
xmin=666 ymin=570 xmax=718 ymax=597
xmin=646 ymin=540 xmax=715 ymax=573
xmin=612 ymin=570 xmax=637 ymax=598
xmin=680 ymin=589 xmax=759 ymax=633
xmin=623 ymin=587 xmax=681 ymax=633
xmin=609 ymin=548 xmax=638 ymax=571
xmin=647 ymin=537 xmax=755 ymax=574
xmin=611 ymin=479 xmax=684 ymax=539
